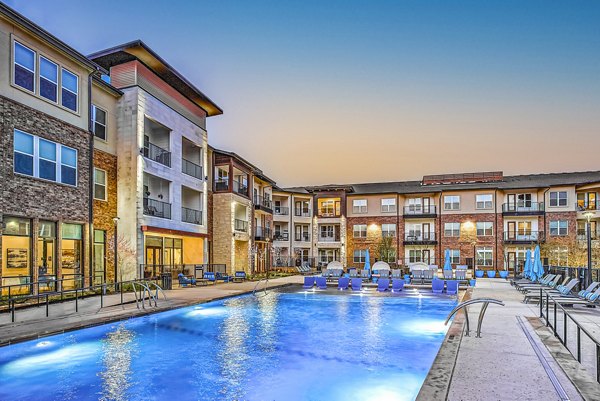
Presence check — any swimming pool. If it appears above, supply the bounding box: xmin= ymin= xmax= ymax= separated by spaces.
xmin=0 ymin=288 xmax=457 ymax=401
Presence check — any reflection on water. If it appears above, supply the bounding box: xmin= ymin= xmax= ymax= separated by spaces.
xmin=99 ymin=325 xmax=137 ymax=401
xmin=336 ymin=293 xmax=350 ymax=324
xmin=362 ymin=296 xmax=383 ymax=363
xmin=257 ymin=292 xmax=279 ymax=353
xmin=218 ymin=297 xmax=250 ymax=400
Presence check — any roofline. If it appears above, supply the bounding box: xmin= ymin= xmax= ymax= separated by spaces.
xmin=88 ymin=40 xmax=223 ymax=116
xmin=211 ymin=146 xmax=276 ymax=185
xmin=92 ymin=75 xmax=123 ymax=97
xmin=0 ymin=2 xmax=104 ymax=73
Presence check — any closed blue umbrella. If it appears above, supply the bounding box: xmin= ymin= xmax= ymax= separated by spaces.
xmin=533 ymin=245 xmax=544 ymax=281
xmin=523 ymin=249 xmax=532 ymax=279
xmin=364 ymin=249 xmax=371 ymax=273
xmin=444 ymin=249 xmax=452 ymax=270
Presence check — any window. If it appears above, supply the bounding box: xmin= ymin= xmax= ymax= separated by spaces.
xmin=39 ymin=56 xmax=58 ymax=102
xmin=449 ymin=249 xmax=460 ymax=264
xmin=549 ymin=191 xmax=568 ymax=207
xmin=2 ymin=217 xmax=32 ymax=288
xmin=550 ymin=220 xmax=568 ymax=236
xmin=408 ymin=249 xmax=422 ymax=263
xmin=93 ymin=230 xmax=106 ymax=284
xmin=444 ymin=223 xmax=460 ymax=237
xmin=14 ymin=41 xmax=35 ymax=92
xmin=382 ymin=224 xmax=396 ymax=237
xmin=37 ymin=221 xmax=56 ymax=279
xmin=381 ymin=198 xmax=396 ymax=212
xmin=61 ymin=68 xmax=78 ymax=111
xmin=353 ymin=249 xmax=366 ymax=263
xmin=444 ymin=195 xmax=460 ymax=210
xmin=476 ymin=222 xmax=493 ymax=236
xmin=92 ymin=105 xmax=107 ymax=140
xmin=13 ymin=129 xmax=78 ymax=186
xmin=476 ymin=194 xmax=493 ymax=209
xmin=318 ymin=249 xmax=338 ymax=263
xmin=94 ymin=168 xmax=107 ymax=200
xmin=476 ymin=247 xmax=493 ymax=266
xmin=549 ymin=246 xmax=569 ymax=266
xmin=353 ymin=224 xmax=367 ymax=238
xmin=353 ymin=199 xmax=367 ymax=213
xmin=61 ymin=223 xmax=83 ymax=281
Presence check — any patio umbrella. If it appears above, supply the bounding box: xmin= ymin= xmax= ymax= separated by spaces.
xmin=443 ymin=249 xmax=452 ymax=270
xmin=533 ymin=245 xmax=544 ymax=281
xmin=523 ymin=249 xmax=532 ymax=279
xmin=364 ymin=249 xmax=371 ymax=272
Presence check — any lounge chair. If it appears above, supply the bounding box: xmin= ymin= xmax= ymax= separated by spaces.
xmin=216 ymin=272 xmax=231 ymax=283
xmin=316 ymin=277 xmax=327 ymax=290
xmin=348 ymin=268 xmax=358 ymax=278
xmin=360 ymin=269 xmax=370 ymax=281
xmin=443 ymin=270 xmax=454 ymax=280
xmin=178 ymin=273 xmax=196 ymax=287
xmin=391 ymin=269 xmax=402 ymax=279
xmin=577 ymin=282 xmax=599 ymax=298
xmin=338 ymin=277 xmax=349 ymax=290
xmin=303 ymin=276 xmax=316 ymax=289
xmin=446 ymin=280 xmax=459 ymax=295
xmin=455 ymin=269 xmax=467 ymax=283
xmin=321 ymin=268 xmax=328 ymax=277
xmin=524 ymin=279 xmax=579 ymax=303
xmin=432 ymin=279 xmax=444 ymax=294
xmin=204 ymin=272 xmax=217 ymax=284
xmin=517 ymin=275 xmax=562 ymax=292
xmin=232 ymin=271 xmax=246 ymax=282
xmin=392 ymin=279 xmax=404 ymax=293
xmin=412 ymin=270 xmax=424 ymax=285
xmin=377 ymin=278 xmax=390 ymax=292
xmin=423 ymin=269 xmax=434 ymax=284
xmin=351 ymin=278 xmax=363 ymax=291
xmin=515 ymin=273 xmax=555 ymax=289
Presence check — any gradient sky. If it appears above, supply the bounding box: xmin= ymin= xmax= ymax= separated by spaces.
xmin=6 ymin=0 xmax=600 ymax=186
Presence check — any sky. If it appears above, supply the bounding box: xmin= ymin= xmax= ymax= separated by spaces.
xmin=6 ymin=0 xmax=600 ymax=187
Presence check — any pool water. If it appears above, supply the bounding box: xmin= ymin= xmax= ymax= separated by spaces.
xmin=0 ymin=289 xmax=456 ymax=401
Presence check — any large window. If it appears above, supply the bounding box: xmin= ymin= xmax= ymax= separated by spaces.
xmin=476 ymin=194 xmax=493 ymax=210
xmin=549 ymin=191 xmax=568 ymax=207
xmin=352 ymin=199 xmax=367 ymax=213
xmin=353 ymin=249 xmax=366 ymax=263
xmin=94 ymin=168 xmax=107 ymax=200
xmin=449 ymin=249 xmax=460 ymax=264
xmin=1 ymin=217 xmax=32 ymax=293
xmin=318 ymin=249 xmax=338 ymax=263
xmin=13 ymin=130 xmax=78 ymax=186
xmin=381 ymin=198 xmax=396 ymax=213
xmin=37 ymin=221 xmax=56 ymax=279
xmin=39 ymin=56 xmax=58 ymax=102
xmin=444 ymin=195 xmax=460 ymax=210
xmin=476 ymin=222 xmax=493 ymax=236
xmin=14 ymin=41 xmax=35 ymax=92
xmin=93 ymin=230 xmax=106 ymax=284
xmin=408 ymin=249 xmax=422 ymax=263
xmin=92 ymin=105 xmax=107 ymax=140
xmin=353 ymin=224 xmax=366 ymax=238
xmin=476 ymin=247 xmax=493 ymax=267
xmin=550 ymin=220 xmax=568 ymax=236
xmin=61 ymin=69 xmax=78 ymax=111
xmin=382 ymin=224 xmax=396 ymax=237
xmin=61 ymin=223 xmax=83 ymax=289
xmin=444 ymin=223 xmax=460 ymax=237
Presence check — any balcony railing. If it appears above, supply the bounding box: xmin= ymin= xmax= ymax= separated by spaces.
xmin=182 ymin=158 xmax=203 ymax=180
xmin=403 ymin=205 xmax=437 ymax=217
xmin=576 ymin=202 xmax=599 ymax=211
xmin=182 ymin=206 xmax=203 ymax=224
xmin=294 ymin=208 xmax=311 ymax=217
xmin=318 ymin=234 xmax=341 ymax=242
xmin=503 ymin=231 xmax=544 ymax=243
xmin=234 ymin=219 xmax=248 ymax=232
xmin=577 ymin=229 xmax=599 ymax=240
xmin=274 ymin=206 xmax=289 ymax=215
xmin=273 ymin=232 xmax=289 ymax=241
xmin=215 ymin=179 xmax=229 ymax=191
xmin=233 ymin=181 xmax=248 ymax=196
xmin=295 ymin=233 xmax=310 ymax=242
xmin=254 ymin=195 xmax=273 ymax=212
xmin=502 ymin=202 xmax=544 ymax=215
xmin=318 ymin=210 xmax=340 ymax=218
xmin=404 ymin=232 xmax=436 ymax=243
xmin=255 ymin=227 xmax=272 ymax=241
xmin=143 ymin=197 xmax=172 ymax=219
xmin=143 ymin=142 xmax=171 ymax=167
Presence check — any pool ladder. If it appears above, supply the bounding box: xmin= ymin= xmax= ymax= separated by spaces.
xmin=131 ymin=281 xmax=168 ymax=309
xmin=444 ymin=298 xmax=505 ymax=338
xmin=252 ymin=278 xmax=269 ymax=297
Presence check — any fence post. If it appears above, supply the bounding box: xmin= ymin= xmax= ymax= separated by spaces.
xmin=75 ymin=288 xmax=78 ymax=313
xmin=546 ymin=293 xmax=549 ymax=326
xmin=539 ymin=288 xmax=543 ymax=317
xmin=563 ymin=311 xmax=567 ymax=345
xmin=577 ymin=327 xmax=581 ymax=362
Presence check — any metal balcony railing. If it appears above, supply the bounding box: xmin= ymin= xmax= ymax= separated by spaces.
xmin=143 ymin=142 xmax=171 ymax=167
xmin=318 ymin=234 xmax=341 ymax=242
xmin=576 ymin=202 xmax=599 ymax=211
xmin=503 ymin=231 xmax=544 ymax=242
xmin=255 ymin=227 xmax=272 ymax=240
xmin=215 ymin=179 xmax=229 ymax=191
xmin=254 ymin=194 xmax=273 ymax=211
xmin=318 ymin=210 xmax=340 ymax=217
xmin=295 ymin=233 xmax=310 ymax=242
xmin=404 ymin=232 xmax=436 ymax=242
xmin=403 ymin=205 xmax=437 ymax=216
xmin=502 ymin=202 xmax=544 ymax=214
xmin=234 ymin=219 xmax=248 ymax=232
xmin=273 ymin=232 xmax=289 ymax=241
xmin=233 ymin=181 xmax=248 ymax=196
xmin=182 ymin=159 xmax=203 ymax=180
xmin=182 ymin=207 xmax=203 ymax=224
xmin=577 ymin=229 xmax=599 ymax=240
xmin=274 ymin=206 xmax=289 ymax=215
xmin=143 ymin=197 xmax=172 ymax=219
xmin=294 ymin=208 xmax=311 ymax=217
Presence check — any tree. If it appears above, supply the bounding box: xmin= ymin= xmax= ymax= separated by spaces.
xmin=106 ymin=234 xmax=137 ymax=282
xmin=376 ymin=235 xmax=396 ymax=264
xmin=540 ymin=236 xmax=600 ymax=267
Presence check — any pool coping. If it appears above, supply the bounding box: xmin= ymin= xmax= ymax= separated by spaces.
xmin=416 ymin=288 xmax=471 ymax=401
xmin=0 ymin=282 xmax=295 ymax=347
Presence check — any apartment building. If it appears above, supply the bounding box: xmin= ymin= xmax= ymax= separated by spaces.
xmin=89 ymin=40 xmax=221 ymax=280
xmin=0 ymin=3 xmax=100 ymax=293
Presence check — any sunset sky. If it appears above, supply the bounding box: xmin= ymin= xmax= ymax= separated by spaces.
xmin=7 ymin=0 xmax=600 ymax=187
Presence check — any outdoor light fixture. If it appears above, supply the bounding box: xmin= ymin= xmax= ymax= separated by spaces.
xmin=583 ymin=211 xmax=595 ymax=287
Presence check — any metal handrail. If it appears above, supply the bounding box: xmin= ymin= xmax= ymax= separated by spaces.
xmin=252 ymin=278 xmax=269 ymax=297
xmin=145 ymin=281 xmax=168 ymax=301
xmin=444 ymin=298 xmax=505 ymax=338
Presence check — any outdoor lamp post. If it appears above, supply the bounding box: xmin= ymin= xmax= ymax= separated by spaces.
xmin=112 ymin=216 xmax=120 ymax=289
xmin=266 ymin=237 xmax=271 ymax=280
xmin=584 ymin=211 xmax=595 ymax=287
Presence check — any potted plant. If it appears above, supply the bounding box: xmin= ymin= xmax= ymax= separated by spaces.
xmin=499 ymin=267 xmax=509 ymax=279
xmin=474 ymin=268 xmax=485 ymax=278
xmin=486 ymin=269 xmax=496 ymax=278
xmin=469 ymin=278 xmax=477 ymax=287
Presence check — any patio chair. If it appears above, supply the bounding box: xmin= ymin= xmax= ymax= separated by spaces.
xmin=204 ymin=272 xmax=217 ymax=284
xmin=423 ymin=269 xmax=434 ymax=284
xmin=391 ymin=279 xmax=404 ymax=293
xmin=518 ymin=275 xmax=565 ymax=293
xmin=577 ymin=282 xmax=599 ymax=298
xmin=178 ymin=273 xmax=196 ymax=287
xmin=412 ymin=270 xmax=424 ymax=285
xmin=524 ymin=279 xmax=579 ymax=303
xmin=360 ymin=269 xmax=371 ymax=281
xmin=351 ymin=278 xmax=363 ymax=291
xmin=316 ymin=277 xmax=327 ymax=290
xmin=455 ymin=270 xmax=467 ymax=283
xmin=348 ymin=268 xmax=358 ymax=278
xmin=432 ymin=279 xmax=444 ymax=294
xmin=391 ymin=269 xmax=402 ymax=279
xmin=338 ymin=277 xmax=349 ymax=290
xmin=216 ymin=272 xmax=231 ymax=283
xmin=377 ymin=278 xmax=390 ymax=292
xmin=321 ymin=268 xmax=328 ymax=277
xmin=232 ymin=271 xmax=247 ymax=282
xmin=446 ymin=280 xmax=459 ymax=295
xmin=303 ymin=276 xmax=316 ymax=289
xmin=443 ymin=270 xmax=454 ymax=280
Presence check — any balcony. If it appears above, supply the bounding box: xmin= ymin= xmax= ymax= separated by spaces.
xmin=254 ymin=194 xmax=273 ymax=213
xmin=182 ymin=207 xmax=202 ymax=225
xmin=274 ymin=206 xmax=289 ymax=216
xmin=234 ymin=219 xmax=248 ymax=232
xmin=503 ymin=231 xmax=545 ymax=244
xmin=143 ymin=198 xmax=171 ymax=219
xmin=576 ymin=202 xmax=600 ymax=212
xmin=273 ymin=232 xmax=289 ymax=241
xmin=294 ymin=208 xmax=311 ymax=217
xmin=502 ymin=202 xmax=544 ymax=216
xmin=403 ymin=232 xmax=437 ymax=245
xmin=577 ymin=229 xmax=599 ymax=240
xmin=403 ymin=205 xmax=437 ymax=218
xmin=255 ymin=226 xmax=272 ymax=241
xmin=215 ymin=179 xmax=229 ymax=191
xmin=318 ymin=234 xmax=341 ymax=242
xmin=233 ymin=181 xmax=248 ymax=197
xmin=318 ymin=210 xmax=340 ymax=218
xmin=182 ymin=159 xmax=203 ymax=180
xmin=295 ymin=233 xmax=310 ymax=242
xmin=143 ymin=142 xmax=171 ymax=167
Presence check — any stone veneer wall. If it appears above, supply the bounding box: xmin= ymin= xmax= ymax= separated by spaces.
xmin=93 ymin=149 xmax=118 ymax=281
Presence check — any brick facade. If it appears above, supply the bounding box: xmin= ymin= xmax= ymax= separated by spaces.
xmin=346 ymin=216 xmax=399 ymax=266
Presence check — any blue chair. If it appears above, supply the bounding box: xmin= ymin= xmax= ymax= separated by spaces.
xmin=351 ymin=278 xmax=362 ymax=291
xmin=216 ymin=272 xmax=231 ymax=283
xmin=392 ymin=279 xmax=404 ymax=293
xmin=377 ymin=278 xmax=390 ymax=292
xmin=316 ymin=277 xmax=327 ymax=290
xmin=178 ymin=273 xmax=196 ymax=287
xmin=338 ymin=277 xmax=349 ymax=290
xmin=233 ymin=271 xmax=247 ymax=282
xmin=204 ymin=272 xmax=216 ymax=284
xmin=303 ymin=276 xmax=315 ymax=289
xmin=432 ymin=279 xmax=444 ymax=294
xmin=446 ymin=280 xmax=459 ymax=295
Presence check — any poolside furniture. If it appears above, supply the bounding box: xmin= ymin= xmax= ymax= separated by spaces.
xmin=232 ymin=271 xmax=247 ymax=282
xmin=446 ymin=280 xmax=459 ymax=295
xmin=443 ymin=270 xmax=454 ymax=280
xmin=377 ymin=278 xmax=390 ymax=292
xmin=351 ymin=278 xmax=363 ymax=291
xmin=423 ymin=269 xmax=434 ymax=284
xmin=178 ymin=273 xmax=196 ymax=287
xmin=216 ymin=272 xmax=231 ymax=283
xmin=360 ymin=269 xmax=370 ymax=281
xmin=523 ymin=278 xmax=578 ymax=303
xmin=391 ymin=269 xmax=402 ymax=279
xmin=455 ymin=269 xmax=467 ymax=283
xmin=517 ymin=275 xmax=563 ymax=293
xmin=348 ymin=268 xmax=358 ymax=278
xmin=303 ymin=276 xmax=316 ymax=289
xmin=204 ymin=272 xmax=217 ymax=284
xmin=391 ymin=279 xmax=404 ymax=293
xmin=338 ymin=277 xmax=350 ymax=290
xmin=432 ymin=279 xmax=444 ymax=294
xmin=578 ymin=282 xmax=600 ymax=298
xmin=412 ymin=270 xmax=424 ymax=285
xmin=316 ymin=277 xmax=328 ymax=290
